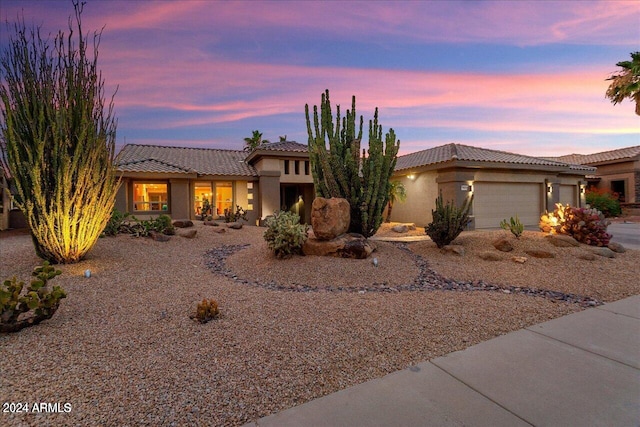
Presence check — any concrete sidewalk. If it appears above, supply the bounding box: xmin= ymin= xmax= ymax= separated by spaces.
xmin=245 ymin=295 xmax=640 ymax=427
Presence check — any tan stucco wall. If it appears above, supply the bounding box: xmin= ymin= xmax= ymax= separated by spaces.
xmin=169 ymin=179 xmax=190 ymax=219
xmin=592 ymin=160 xmax=638 ymax=203
xmin=279 ymin=159 xmax=313 ymax=184
xmin=390 ymin=171 xmax=438 ymax=225
xmin=259 ymin=173 xmax=281 ymax=219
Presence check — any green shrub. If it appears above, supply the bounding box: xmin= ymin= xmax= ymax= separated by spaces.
xmin=500 ymin=215 xmax=524 ymax=239
xmin=102 ymin=208 xmax=131 ymax=236
xmin=263 ymin=211 xmax=309 ymax=258
xmin=540 ymin=203 xmax=611 ymax=246
xmin=585 ymin=187 xmax=621 ymax=217
xmin=224 ymin=205 xmax=248 ymax=223
xmin=425 ymin=192 xmax=473 ymax=248
xmin=1 ymin=262 xmax=67 ymax=333
xmin=120 ymin=214 xmax=175 ymax=237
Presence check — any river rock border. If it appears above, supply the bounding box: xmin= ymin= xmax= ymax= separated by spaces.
xmin=203 ymin=243 xmax=602 ymax=308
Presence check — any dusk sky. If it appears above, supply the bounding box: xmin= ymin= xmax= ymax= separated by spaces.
xmin=1 ymin=0 xmax=639 ymax=156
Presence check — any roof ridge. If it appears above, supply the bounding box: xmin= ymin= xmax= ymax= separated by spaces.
xmin=123 ymin=143 xmax=246 ymax=154
xmin=118 ymin=157 xmax=195 ymax=173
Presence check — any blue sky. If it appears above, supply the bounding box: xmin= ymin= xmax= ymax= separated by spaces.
xmin=1 ymin=0 xmax=639 ymax=156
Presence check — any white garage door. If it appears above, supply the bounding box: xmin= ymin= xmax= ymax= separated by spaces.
xmin=473 ymin=183 xmax=542 ymax=229
xmin=559 ymin=185 xmax=577 ymax=207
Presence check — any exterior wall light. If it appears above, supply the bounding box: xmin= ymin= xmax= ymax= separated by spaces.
xmin=547 ymin=184 xmax=553 ymax=194
xmin=461 ymin=184 xmax=473 ymax=192
xmin=407 ymin=174 xmax=415 ymax=180
xmin=580 ymin=186 xmax=586 ymax=194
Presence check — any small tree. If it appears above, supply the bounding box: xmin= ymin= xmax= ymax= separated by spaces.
xmin=243 ymin=130 xmax=270 ymax=152
xmin=385 ymin=180 xmax=407 ymax=222
xmin=305 ymin=89 xmax=400 ymax=237
xmin=0 ymin=1 xmax=120 ymax=263
xmin=606 ymin=51 xmax=640 ymax=116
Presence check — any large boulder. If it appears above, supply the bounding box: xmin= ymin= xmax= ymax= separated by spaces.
xmin=172 ymin=219 xmax=194 ymax=228
xmin=607 ymin=242 xmax=626 ymax=253
xmin=545 ymin=234 xmax=579 ymax=247
xmin=311 ymin=197 xmax=350 ymax=240
xmin=492 ymin=238 xmax=514 ymax=252
xmin=303 ymin=233 xmax=376 ymax=259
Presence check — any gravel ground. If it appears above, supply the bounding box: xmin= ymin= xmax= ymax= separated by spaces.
xmin=0 ymin=222 xmax=636 ymax=426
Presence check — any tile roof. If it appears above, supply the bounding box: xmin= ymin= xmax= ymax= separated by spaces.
xmin=116 ymin=144 xmax=257 ymax=177
xmin=395 ymin=143 xmax=593 ymax=171
xmin=547 ymin=145 xmax=640 ymax=165
xmin=254 ymin=140 xmax=309 ymax=152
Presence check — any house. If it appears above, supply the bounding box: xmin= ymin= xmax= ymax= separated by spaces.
xmin=115 ymin=142 xmax=595 ymax=230
xmin=390 ymin=144 xmax=595 ymax=229
xmin=548 ymin=146 xmax=640 ymax=207
xmin=114 ymin=141 xmax=314 ymax=224
xmin=0 ymin=165 xmax=27 ymax=231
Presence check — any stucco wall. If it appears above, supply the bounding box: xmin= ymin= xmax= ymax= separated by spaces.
xmin=390 ymin=172 xmax=438 ymax=225
xmin=592 ymin=160 xmax=638 ymax=203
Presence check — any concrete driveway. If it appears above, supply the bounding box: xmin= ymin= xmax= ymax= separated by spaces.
xmin=608 ymin=222 xmax=640 ymax=250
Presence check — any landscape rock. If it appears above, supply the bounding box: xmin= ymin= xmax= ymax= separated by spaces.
xmin=492 ymin=238 xmax=514 ymax=252
xmin=545 ymin=234 xmax=579 ymax=247
xmin=311 ymin=197 xmax=350 ymax=240
xmin=392 ymin=224 xmax=409 ymax=233
xmin=478 ymin=251 xmax=502 ymax=261
xmin=607 ymin=242 xmax=626 ymax=253
xmin=178 ymin=229 xmax=197 ymax=239
xmin=303 ymin=233 xmax=376 ymax=259
xmin=212 ymin=228 xmax=226 ymax=234
xmin=525 ymin=250 xmax=555 ymax=259
xmin=591 ymin=247 xmax=616 ymax=258
xmin=511 ymin=256 xmax=527 ymax=264
xmin=441 ymin=245 xmax=465 ymax=256
xmin=149 ymin=231 xmax=170 ymax=242
xmin=172 ymin=219 xmax=194 ymax=228
xmin=203 ymin=220 xmax=220 ymax=226
xmin=227 ymin=222 xmax=243 ymax=229
xmin=578 ymin=252 xmax=596 ymax=261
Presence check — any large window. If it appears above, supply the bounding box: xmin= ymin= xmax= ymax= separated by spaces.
xmin=216 ymin=182 xmax=233 ymax=215
xmin=133 ymin=182 xmax=168 ymax=212
xmin=194 ymin=182 xmax=212 ymax=216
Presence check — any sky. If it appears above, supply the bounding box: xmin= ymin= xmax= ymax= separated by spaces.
xmin=1 ymin=0 xmax=639 ymax=157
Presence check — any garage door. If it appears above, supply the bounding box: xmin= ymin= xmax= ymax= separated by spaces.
xmin=473 ymin=183 xmax=542 ymax=229
xmin=559 ymin=185 xmax=577 ymax=207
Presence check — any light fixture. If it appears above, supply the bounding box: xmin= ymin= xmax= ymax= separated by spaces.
xmin=580 ymin=186 xmax=586 ymax=194
xmin=547 ymin=184 xmax=553 ymax=194
xmin=407 ymin=174 xmax=415 ymax=180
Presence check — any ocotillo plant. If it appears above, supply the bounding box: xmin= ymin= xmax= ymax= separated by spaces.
xmin=0 ymin=1 xmax=120 ymax=263
xmin=305 ymin=90 xmax=400 ymax=237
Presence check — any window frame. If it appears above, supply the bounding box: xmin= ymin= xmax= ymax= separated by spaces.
xmin=132 ymin=181 xmax=170 ymax=213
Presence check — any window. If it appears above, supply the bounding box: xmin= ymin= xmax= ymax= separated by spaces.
xmin=216 ymin=182 xmax=233 ymax=215
xmin=294 ymin=160 xmax=300 ymax=175
xmin=247 ymin=182 xmax=254 ymax=210
xmin=133 ymin=183 xmax=168 ymax=212
xmin=194 ymin=182 xmax=212 ymax=216
xmin=284 ymin=160 xmax=290 ymax=175
xmin=304 ymin=161 xmax=310 ymax=175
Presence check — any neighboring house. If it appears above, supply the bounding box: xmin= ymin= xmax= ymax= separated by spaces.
xmin=116 ymin=141 xmax=595 ymax=230
xmin=115 ymin=141 xmax=314 ymax=224
xmin=390 ymin=144 xmax=594 ymax=229
xmin=548 ymin=146 xmax=640 ymax=206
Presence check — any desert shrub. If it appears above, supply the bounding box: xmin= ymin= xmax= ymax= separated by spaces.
xmin=192 ymin=299 xmax=220 ymax=324
xmin=224 ymin=205 xmax=248 ymax=223
xmin=263 ymin=211 xmax=309 ymax=258
xmin=102 ymin=208 xmax=131 ymax=236
xmin=425 ymin=192 xmax=473 ymax=248
xmin=199 ymin=198 xmax=211 ymax=220
xmin=586 ymin=187 xmax=621 ymax=217
xmin=500 ymin=215 xmax=524 ymax=239
xmin=1 ymin=262 xmax=67 ymax=333
xmin=539 ymin=203 xmax=611 ymax=246
xmin=120 ymin=214 xmax=175 ymax=237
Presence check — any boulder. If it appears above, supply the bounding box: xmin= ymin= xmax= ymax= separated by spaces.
xmin=478 ymin=251 xmax=502 ymax=261
xmin=492 ymin=238 xmax=514 ymax=252
xmin=172 ymin=219 xmax=194 ymax=228
xmin=607 ymin=242 xmax=626 ymax=253
xmin=178 ymin=229 xmax=197 ymax=239
xmin=311 ymin=197 xmax=350 ymax=240
xmin=511 ymin=256 xmax=527 ymax=264
xmin=303 ymin=233 xmax=376 ymax=259
xmin=149 ymin=231 xmax=170 ymax=242
xmin=212 ymin=228 xmax=226 ymax=234
xmin=578 ymin=252 xmax=596 ymax=261
xmin=203 ymin=220 xmax=220 ymax=226
xmin=592 ymin=247 xmax=616 ymax=258
xmin=226 ymin=222 xmax=243 ymax=229
xmin=441 ymin=245 xmax=465 ymax=256
xmin=525 ymin=250 xmax=555 ymax=259
xmin=545 ymin=234 xmax=579 ymax=247
xmin=392 ymin=224 xmax=409 ymax=233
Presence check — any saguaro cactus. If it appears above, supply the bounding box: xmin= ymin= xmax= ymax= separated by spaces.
xmin=305 ymin=90 xmax=399 ymax=237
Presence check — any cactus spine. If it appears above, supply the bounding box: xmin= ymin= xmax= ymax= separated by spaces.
xmin=305 ymin=90 xmax=399 ymax=237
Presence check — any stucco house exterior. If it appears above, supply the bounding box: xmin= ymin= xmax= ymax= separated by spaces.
xmin=548 ymin=145 xmax=640 ymax=206
xmin=114 ymin=141 xmax=314 ymax=225
xmin=390 ymin=144 xmax=594 ymax=228
xmin=114 ymin=141 xmax=595 ymax=230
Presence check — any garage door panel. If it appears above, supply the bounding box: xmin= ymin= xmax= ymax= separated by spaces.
xmin=474 ymin=183 xmax=542 ymax=229
xmin=559 ymin=185 xmax=577 ymax=207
